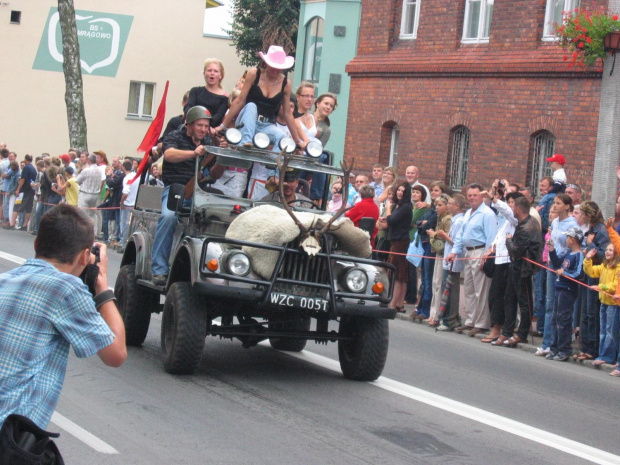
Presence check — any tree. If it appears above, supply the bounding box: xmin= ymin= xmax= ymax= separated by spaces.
xmin=58 ymin=0 xmax=88 ymax=152
xmin=229 ymin=0 xmax=300 ymax=68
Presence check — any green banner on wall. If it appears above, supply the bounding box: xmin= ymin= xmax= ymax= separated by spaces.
xmin=33 ymin=8 xmax=133 ymax=77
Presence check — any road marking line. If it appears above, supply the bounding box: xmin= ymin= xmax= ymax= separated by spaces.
xmin=274 ymin=347 xmax=620 ymax=465
xmin=51 ymin=412 xmax=119 ymax=454
xmin=0 ymin=250 xmax=26 ymax=265
xmin=0 ymin=252 xmax=118 ymax=454
xmin=3 ymin=250 xmax=616 ymax=463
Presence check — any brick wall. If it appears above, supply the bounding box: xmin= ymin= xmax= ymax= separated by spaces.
xmin=345 ymin=0 xmax=606 ymax=195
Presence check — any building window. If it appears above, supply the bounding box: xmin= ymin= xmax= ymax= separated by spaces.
xmin=127 ymin=81 xmax=154 ymax=119
xmin=400 ymin=0 xmax=421 ymax=39
xmin=302 ymin=17 xmax=324 ymax=83
xmin=10 ymin=11 xmax=21 ymax=24
xmin=447 ymin=126 xmax=470 ymax=189
xmin=389 ymin=126 xmax=399 ymax=167
xmin=462 ymin=0 xmax=493 ymax=43
xmin=528 ymin=131 xmax=555 ymax=198
xmin=543 ymin=0 xmax=580 ymax=39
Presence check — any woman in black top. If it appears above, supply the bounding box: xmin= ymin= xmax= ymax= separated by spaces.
xmin=216 ymin=46 xmax=307 ymax=199
xmin=383 ymin=182 xmax=413 ymax=312
xmin=185 ymin=58 xmax=229 ymax=129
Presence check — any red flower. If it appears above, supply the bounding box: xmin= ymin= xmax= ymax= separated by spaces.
xmin=578 ymin=42 xmax=584 ymax=48
xmin=563 ymin=55 xmax=569 ymax=61
xmin=613 ymin=15 xmax=619 ymax=21
xmin=586 ymin=37 xmax=592 ymax=43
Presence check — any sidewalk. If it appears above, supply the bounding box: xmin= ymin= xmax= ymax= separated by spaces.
xmin=395 ymin=304 xmax=619 ymax=375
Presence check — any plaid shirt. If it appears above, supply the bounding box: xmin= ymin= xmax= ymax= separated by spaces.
xmin=0 ymin=259 xmax=115 ymax=428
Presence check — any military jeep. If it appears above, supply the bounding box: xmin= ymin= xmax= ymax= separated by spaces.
xmin=115 ymin=145 xmax=396 ymax=381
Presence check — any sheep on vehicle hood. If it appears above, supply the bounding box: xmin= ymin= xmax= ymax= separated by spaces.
xmin=225 ymin=204 xmax=372 ymax=279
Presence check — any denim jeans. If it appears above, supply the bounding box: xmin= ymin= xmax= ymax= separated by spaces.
xmin=2 ymin=192 xmax=10 ymax=222
xmin=550 ymin=288 xmax=577 ymax=356
xmin=33 ymin=201 xmax=51 ymax=232
xmin=151 ymin=186 xmax=179 ymax=276
xmin=580 ymin=275 xmax=600 ymax=357
xmin=597 ymin=304 xmax=619 ymax=363
xmin=533 ymin=269 xmax=546 ymax=332
xmin=416 ymin=242 xmax=435 ymax=317
xmin=299 ymin=152 xmax=329 ymax=200
xmin=542 ymin=270 xmax=556 ymax=349
xmin=238 ymin=102 xmax=287 ymax=149
xmin=119 ymin=206 xmax=131 ymax=247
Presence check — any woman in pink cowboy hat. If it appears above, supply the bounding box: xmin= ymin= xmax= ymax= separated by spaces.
xmin=216 ymin=45 xmax=308 ymax=199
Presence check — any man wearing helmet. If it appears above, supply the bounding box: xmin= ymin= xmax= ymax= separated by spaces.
xmin=151 ymin=106 xmax=226 ymax=286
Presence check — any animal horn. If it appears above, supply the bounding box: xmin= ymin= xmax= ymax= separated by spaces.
xmin=277 ymin=150 xmax=310 ymax=236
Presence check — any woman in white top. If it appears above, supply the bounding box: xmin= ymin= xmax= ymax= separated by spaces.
xmin=295 ymin=81 xmax=317 ymax=140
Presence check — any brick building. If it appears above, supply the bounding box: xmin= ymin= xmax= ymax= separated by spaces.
xmin=344 ymin=0 xmax=606 ymax=196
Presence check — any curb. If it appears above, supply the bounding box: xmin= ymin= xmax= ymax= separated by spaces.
xmin=395 ymin=307 xmax=618 ymax=375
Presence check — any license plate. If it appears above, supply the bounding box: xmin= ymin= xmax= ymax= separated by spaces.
xmin=269 ymin=292 xmax=329 ymax=312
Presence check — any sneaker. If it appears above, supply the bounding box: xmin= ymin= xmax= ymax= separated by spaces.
xmin=152 ymin=274 xmax=168 ymax=286
xmin=545 ymin=352 xmax=557 ymax=360
xmin=436 ymin=324 xmax=453 ymax=332
xmin=553 ymin=354 xmax=570 ymax=362
xmin=535 ymin=347 xmax=550 ymax=357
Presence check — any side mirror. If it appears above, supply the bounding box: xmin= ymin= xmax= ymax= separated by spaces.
xmin=167 ymin=183 xmax=185 ymax=212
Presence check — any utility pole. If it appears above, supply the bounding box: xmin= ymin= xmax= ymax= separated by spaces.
xmin=591 ymin=0 xmax=620 ymax=218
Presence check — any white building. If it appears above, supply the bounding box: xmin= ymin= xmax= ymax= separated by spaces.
xmin=0 ymin=0 xmax=245 ymax=157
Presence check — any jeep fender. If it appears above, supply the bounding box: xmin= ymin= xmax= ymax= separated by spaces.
xmin=168 ymin=237 xmax=204 ymax=285
xmin=121 ymin=231 xmax=150 ymax=277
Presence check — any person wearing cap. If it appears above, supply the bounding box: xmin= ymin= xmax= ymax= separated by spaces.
xmin=215 ymin=45 xmax=307 ymax=199
xmin=546 ymin=226 xmax=584 ymax=361
xmin=150 ymin=105 xmax=227 ymax=286
xmin=258 ymin=169 xmax=312 ymax=206
xmin=59 ymin=153 xmax=76 ymax=172
xmin=546 ymin=153 xmax=567 ymax=194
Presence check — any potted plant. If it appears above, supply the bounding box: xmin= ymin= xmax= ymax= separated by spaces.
xmin=555 ymin=8 xmax=620 ymax=70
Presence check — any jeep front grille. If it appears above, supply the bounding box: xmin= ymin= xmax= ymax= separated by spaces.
xmin=273 ymin=239 xmax=330 ymax=297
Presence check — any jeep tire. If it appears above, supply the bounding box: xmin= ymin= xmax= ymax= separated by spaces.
xmin=115 ymin=264 xmax=158 ymax=346
xmin=161 ymin=282 xmax=206 ymax=374
xmin=338 ymin=316 xmax=389 ymax=381
xmin=268 ymin=317 xmax=311 ymax=352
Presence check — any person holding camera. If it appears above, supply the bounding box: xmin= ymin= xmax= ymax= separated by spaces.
xmin=0 ymin=205 xmax=127 ymax=428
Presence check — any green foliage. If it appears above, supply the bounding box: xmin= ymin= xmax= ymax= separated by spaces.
xmin=228 ymin=0 xmax=300 ymax=68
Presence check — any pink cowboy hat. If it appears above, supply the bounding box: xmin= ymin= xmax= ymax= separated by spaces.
xmin=258 ymin=45 xmax=295 ymax=70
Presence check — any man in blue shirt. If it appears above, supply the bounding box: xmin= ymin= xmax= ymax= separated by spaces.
xmin=446 ymin=183 xmax=498 ymax=336
xmin=13 ymin=154 xmax=37 ymax=231
xmin=0 ymin=205 xmax=127 ymax=428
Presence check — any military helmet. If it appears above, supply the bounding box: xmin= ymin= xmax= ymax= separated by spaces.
xmin=185 ymin=105 xmax=212 ymax=124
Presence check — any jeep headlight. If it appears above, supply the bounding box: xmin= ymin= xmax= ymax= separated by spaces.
xmin=223 ymin=250 xmax=251 ymax=276
xmin=343 ymin=268 xmax=368 ymax=293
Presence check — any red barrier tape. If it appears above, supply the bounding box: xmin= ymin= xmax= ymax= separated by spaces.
xmin=372 ymin=248 xmax=616 ymax=299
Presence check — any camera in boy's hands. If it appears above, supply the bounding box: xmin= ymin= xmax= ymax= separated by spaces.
xmin=79 ymin=245 xmax=100 ymax=295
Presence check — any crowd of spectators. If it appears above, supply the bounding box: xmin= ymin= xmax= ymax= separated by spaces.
xmin=0 ymin=143 xmax=159 ymax=254
xmin=337 ymin=155 xmax=620 ymax=377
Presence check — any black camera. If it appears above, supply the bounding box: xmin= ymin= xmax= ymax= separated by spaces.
xmin=79 ymin=245 xmax=100 ymax=295
xmin=497 ymin=181 xmax=505 ymax=188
